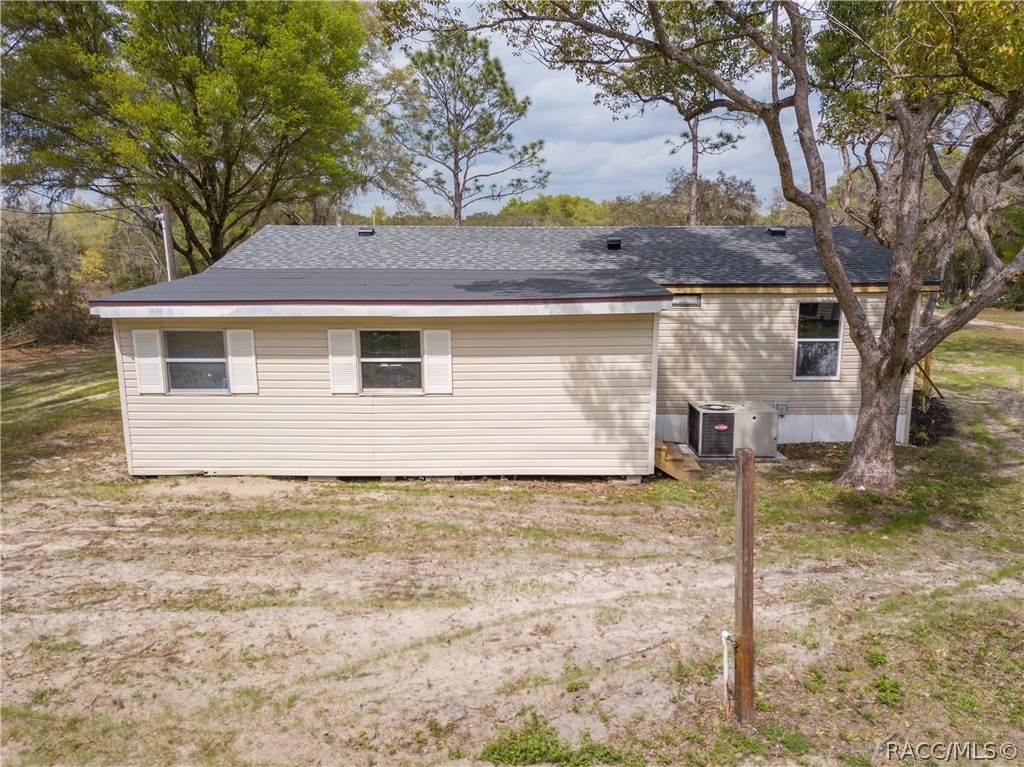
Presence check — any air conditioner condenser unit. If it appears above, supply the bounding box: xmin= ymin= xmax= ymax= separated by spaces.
xmin=688 ymin=402 xmax=736 ymax=457
xmin=688 ymin=401 xmax=779 ymax=458
xmin=732 ymin=402 xmax=779 ymax=458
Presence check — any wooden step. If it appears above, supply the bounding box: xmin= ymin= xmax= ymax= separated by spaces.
xmin=654 ymin=436 xmax=702 ymax=481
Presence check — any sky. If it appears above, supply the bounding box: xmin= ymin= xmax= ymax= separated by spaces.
xmin=354 ymin=20 xmax=847 ymax=218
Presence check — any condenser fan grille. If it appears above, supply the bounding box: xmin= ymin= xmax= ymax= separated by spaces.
xmin=688 ymin=403 xmax=736 ymax=457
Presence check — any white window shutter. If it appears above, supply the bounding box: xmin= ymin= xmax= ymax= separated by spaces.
xmin=423 ymin=329 xmax=452 ymax=395
xmin=226 ymin=329 xmax=258 ymax=394
xmin=131 ymin=329 xmax=165 ymax=394
xmin=328 ymin=329 xmax=358 ymax=394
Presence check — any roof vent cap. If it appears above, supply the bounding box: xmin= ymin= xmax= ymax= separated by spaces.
xmin=767 ymin=226 xmax=786 ymax=237
xmin=606 ymin=236 xmax=622 ymax=250
xmin=358 ymin=226 xmax=375 ymax=237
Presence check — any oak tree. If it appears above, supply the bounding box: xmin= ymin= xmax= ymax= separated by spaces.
xmin=2 ymin=1 xmax=368 ymax=271
xmin=467 ymin=0 xmax=1024 ymax=491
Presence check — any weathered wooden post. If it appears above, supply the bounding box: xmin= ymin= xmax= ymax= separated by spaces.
xmin=734 ymin=447 xmax=755 ymax=723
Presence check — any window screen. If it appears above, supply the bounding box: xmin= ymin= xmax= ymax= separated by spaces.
xmin=164 ymin=330 xmax=228 ymax=391
xmin=794 ymin=303 xmax=842 ymax=378
xmin=359 ymin=330 xmax=422 ymax=390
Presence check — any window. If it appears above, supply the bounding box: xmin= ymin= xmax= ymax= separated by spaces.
xmin=328 ymin=329 xmax=451 ymax=395
xmin=131 ymin=329 xmax=257 ymax=395
xmin=164 ymin=330 xmax=229 ymax=391
xmin=794 ymin=302 xmax=842 ymax=379
xmin=360 ymin=330 xmax=422 ymax=390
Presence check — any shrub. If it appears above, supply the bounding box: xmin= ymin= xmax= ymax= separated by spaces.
xmin=28 ymin=289 xmax=104 ymax=344
xmin=1 ymin=286 xmax=36 ymax=331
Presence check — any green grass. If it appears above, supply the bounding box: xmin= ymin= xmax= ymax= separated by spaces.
xmin=1 ymin=355 xmax=116 ymax=399
xmin=0 ymin=705 xmax=240 ymax=766
xmin=480 ymin=709 xmax=625 ymax=766
xmin=156 ymin=585 xmax=302 ymax=612
xmin=560 ymin=663 xmax=592 ymax=693
xmin=733 ymin=429 xmax=1021 ymax=563
xmin=1 ymin=343 xmax=122 ymax=474
xmin=760 ymin=724 xmax=814 ymax=756
xmin=930 ymin=325 xmax=1023 ymax=394
xmin=936 ymin=306 xmax=1024 ymax=329
xmin=732 ymin=329 xmax=1024 ymax=562
xmin=1 ymin=395 xmax=121 ymax=463
xmin=863 ymin=649 xmax=887 ymax=668
xmin=871 ymin=676 xmax=904 ymax=708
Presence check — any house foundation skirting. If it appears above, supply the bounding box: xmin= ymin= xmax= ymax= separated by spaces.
xmin=655 ymin=412 xmax=909 ymax=446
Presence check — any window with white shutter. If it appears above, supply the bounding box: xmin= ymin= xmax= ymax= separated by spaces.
xmin=131 ymin=329 xmax=259 ymax=394
xmin=329 ymin=329 xmax=453 ymax=395
xmin=359 ymin=330 xmax=422 ymax=391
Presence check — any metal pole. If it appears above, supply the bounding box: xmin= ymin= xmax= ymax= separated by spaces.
xmin=734 ymin=447 xmax=755 ymax=723
xmin=158 ymin=203 xmax=177 ymax=281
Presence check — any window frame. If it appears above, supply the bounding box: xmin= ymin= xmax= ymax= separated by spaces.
xmin=792 ymin=301 xmax=843 ymax=381
xmin=163 ymin=329 xmax=231 ymax=394
xmin=358 ymin=329 xmax=424 ymax=394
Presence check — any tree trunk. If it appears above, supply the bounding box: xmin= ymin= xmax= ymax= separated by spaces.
xmin=208 ymin=221 xmax=226 ymax=264
xmin=689 ymin=116 xmax=699 ymax=226
xmin=453 ymin=183 xmax=463 ymax=226
xmin=453 ymin=150 xmax=463 ymax=226
xmin=920 ymin=292 xmax=939 ymax=326
xmin=835 ymin=368 xmax=907 ymax=491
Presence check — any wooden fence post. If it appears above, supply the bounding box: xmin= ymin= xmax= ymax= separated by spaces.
xmin=734 ymin=447 xmax=755 ymax=723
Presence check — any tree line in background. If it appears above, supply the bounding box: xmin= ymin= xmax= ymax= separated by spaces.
xmin=0 ymin=165 xmax=767 ymax=340
xmin=0 ymin=202 xmax=163 ymax=342
xmin=351 ymin=169 xmax=761 ymax=226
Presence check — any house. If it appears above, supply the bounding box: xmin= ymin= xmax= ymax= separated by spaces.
xmin=89 ymin=225 xmax=924 ymax=479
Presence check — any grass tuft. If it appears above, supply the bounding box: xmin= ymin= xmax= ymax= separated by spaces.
xmin=480 ymin=709 xmax=623 ymax=766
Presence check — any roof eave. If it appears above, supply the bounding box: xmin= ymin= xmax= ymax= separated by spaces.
xmin=90 ymin=296 xmax=673 ymax=319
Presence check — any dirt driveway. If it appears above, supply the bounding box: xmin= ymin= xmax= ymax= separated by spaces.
xmin=2 ymin=465 xmax=743 ymax=764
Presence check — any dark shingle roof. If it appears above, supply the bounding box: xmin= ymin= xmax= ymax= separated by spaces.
xmin=214 ymin=225 xmax=896 ymax=285
xmin=90 ymin=268 xmax=670 ymax=306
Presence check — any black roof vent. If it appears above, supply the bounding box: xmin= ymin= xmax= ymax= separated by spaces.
xmin=606 ymin=236 xmax=622 ymax=250
xmin=767 ymin=227 xmax=786 ymax=237
xmin=358 ymin=226 xmax=375 ymax=237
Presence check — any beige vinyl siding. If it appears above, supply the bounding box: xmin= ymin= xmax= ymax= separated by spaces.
xmin=657 ymin=292 xmax=912 ymax=416
xmin=116 ymin=315 xmax=655 ymax=477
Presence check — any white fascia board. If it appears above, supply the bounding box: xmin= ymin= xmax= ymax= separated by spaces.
xmin=90 ymin=298 xmax=673 ymax=319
